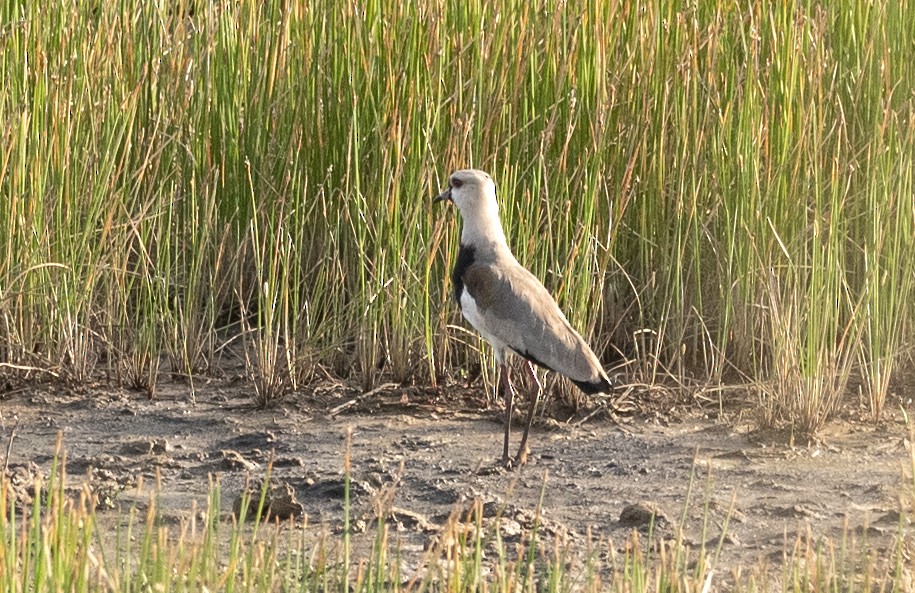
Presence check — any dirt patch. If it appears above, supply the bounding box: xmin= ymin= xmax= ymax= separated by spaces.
xmin=1 ymin=380 xmax=911 ymax=572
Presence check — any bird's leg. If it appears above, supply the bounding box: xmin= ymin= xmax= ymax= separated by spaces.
xmin=500 ymin=363 xmax=515 ymax=467
xmin=515 ymin=361 xmax=543 ymax=466
xmin=525 ymin=360 xmax=544 ymax=392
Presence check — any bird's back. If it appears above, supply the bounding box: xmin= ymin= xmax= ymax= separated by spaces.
xmin=456 ymin=249 xmax=611 ymax=394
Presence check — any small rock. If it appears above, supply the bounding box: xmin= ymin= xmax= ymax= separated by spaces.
xmin=232 ymin=480 xmax=304 ymax=521
xmin=121 ymin=439 xmax=170 ymax=455
xmin=854 ymin=524 xmax=888 ymax=537
xmin=308 ymin=476 xmax=374 ymax=500
xmin=498 ymin=518 xmax=523 ymax=539
xmin=619 ymin=502 xmax=669 ymax=528
xmin=272 ymin=456 xmax=305 ymax=468
xmin=366 ymin=472 xmax=385 ymax=489
xmin=149 ymin=439 xmax=170 ymax=454
xmin=390 ymin=507 xmax=440 ymax=532
xmin=221 ymin=449 xmax=259 ymax=471
xmin=3 ymin=462 xmax=43 ymax=505
xmin=482 ymin=499 xmax=506 ymax=518
xmin=706 ymin=533 xmax=740 ymax=547
xmin=876 ymin=509 xmax=906 ymax=526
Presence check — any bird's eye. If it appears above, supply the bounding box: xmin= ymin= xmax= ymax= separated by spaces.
xmin=451 ymin=178 xmax=464 ymax=189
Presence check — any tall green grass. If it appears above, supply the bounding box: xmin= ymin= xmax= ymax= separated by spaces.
xmin=1 ymin=0 xmax=913 ymax=430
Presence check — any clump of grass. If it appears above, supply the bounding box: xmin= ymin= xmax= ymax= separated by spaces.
xmin=5 ymin=436 xmax=915 ymax=591
xmin=1 ymin=1 xmax=914 ymax=433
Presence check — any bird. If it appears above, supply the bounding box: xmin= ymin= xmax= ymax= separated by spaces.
xmin=435 ymin=169 xmax=612 ymax=467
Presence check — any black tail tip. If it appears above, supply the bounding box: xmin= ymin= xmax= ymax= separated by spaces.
xmin=571 ymin=376 xmax=614 ymax=395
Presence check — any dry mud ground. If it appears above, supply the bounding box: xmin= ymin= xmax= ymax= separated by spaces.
xmin=2 ymin=379 xmax=913 ymax=580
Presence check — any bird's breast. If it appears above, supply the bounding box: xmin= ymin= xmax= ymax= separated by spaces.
xmin=452 ymin=244 xmax=476 ymax=305
xmin=459 ymin=287 xmax=505 ymax=352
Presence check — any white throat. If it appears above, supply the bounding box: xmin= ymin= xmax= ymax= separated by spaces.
xmin=459 ymin=198 xmax=509 ymax=251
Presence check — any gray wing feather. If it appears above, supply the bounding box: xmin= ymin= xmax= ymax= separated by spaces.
xmin=463 ymin=260 xmax=607 ymax=386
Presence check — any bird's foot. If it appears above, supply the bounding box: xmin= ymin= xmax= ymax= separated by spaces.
xmin=501 ymin=454 xmax=515 ymax=470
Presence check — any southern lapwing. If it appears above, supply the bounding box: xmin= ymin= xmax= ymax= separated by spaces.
xmin=435 ymin=169 xmax=612 ymax=467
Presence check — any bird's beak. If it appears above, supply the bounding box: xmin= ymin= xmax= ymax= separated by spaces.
xmin=433 ymin=187 xmax=452 ymax=204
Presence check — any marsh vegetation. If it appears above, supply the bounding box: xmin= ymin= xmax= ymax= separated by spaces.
xmin=2 ymin=0 xmax=914 ymax=589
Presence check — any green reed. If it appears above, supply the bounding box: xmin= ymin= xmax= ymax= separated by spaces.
xmin=0 ymin=0 xmax=913 ymax=431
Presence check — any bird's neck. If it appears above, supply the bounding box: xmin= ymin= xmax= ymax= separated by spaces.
xmin=460 ymin=205 xmax=510 ymax=256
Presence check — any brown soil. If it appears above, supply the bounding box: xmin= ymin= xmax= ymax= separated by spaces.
xmin=1 ymin=378 xmax=912 ymax=578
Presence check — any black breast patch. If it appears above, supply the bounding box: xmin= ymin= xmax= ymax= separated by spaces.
xmin=452 ymin=244 xmax=476 ymax=306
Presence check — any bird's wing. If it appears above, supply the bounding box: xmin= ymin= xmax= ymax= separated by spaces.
xmin=462 ymin=259 xmax=610 ymax=392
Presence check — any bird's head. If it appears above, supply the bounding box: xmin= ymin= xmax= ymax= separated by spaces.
xmin=434 ymin=169 xmax=497 ymax=215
